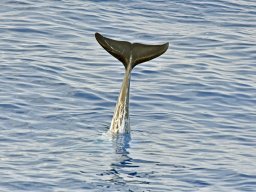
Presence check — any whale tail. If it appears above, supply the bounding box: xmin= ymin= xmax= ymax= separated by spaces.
xmin=95 ymin=32 xmax=169 ymax=70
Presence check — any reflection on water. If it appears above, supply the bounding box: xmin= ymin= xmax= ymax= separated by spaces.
xmin=99 ymin=134 xmax=135 ymax=188
xmin=112 ymin=133 xmax=131 ymax=155
xmin=98 ymin=134 xmax=159 ymax=191
xmin=110 ymin=134 xmax=133 ymax=189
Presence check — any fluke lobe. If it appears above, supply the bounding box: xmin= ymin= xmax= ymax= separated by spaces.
xmin=95 ymin=32 xmax=168 ymax=134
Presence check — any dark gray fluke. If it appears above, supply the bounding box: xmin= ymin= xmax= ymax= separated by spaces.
xmin=95 ymin=32 xmax=169 ymax=134
xmin=95 ymin=32 xmax=169 ymax=70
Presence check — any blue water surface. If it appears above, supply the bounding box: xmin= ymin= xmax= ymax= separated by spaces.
xmin=0 ymin=0 xmax=256 ymax=191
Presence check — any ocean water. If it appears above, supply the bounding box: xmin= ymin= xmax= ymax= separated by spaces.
xmin=0 ymin=0 xmax=256 ymax=191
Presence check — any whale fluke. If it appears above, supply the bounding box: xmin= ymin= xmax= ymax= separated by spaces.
xmin=95 ymin=32 xmax=169 ymax=70
xmin=95 ymin=32 xmax=169 ymax=134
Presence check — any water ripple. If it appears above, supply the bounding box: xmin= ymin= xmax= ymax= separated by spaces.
xmin=0 ymin=0 xmax=256 ymax=191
